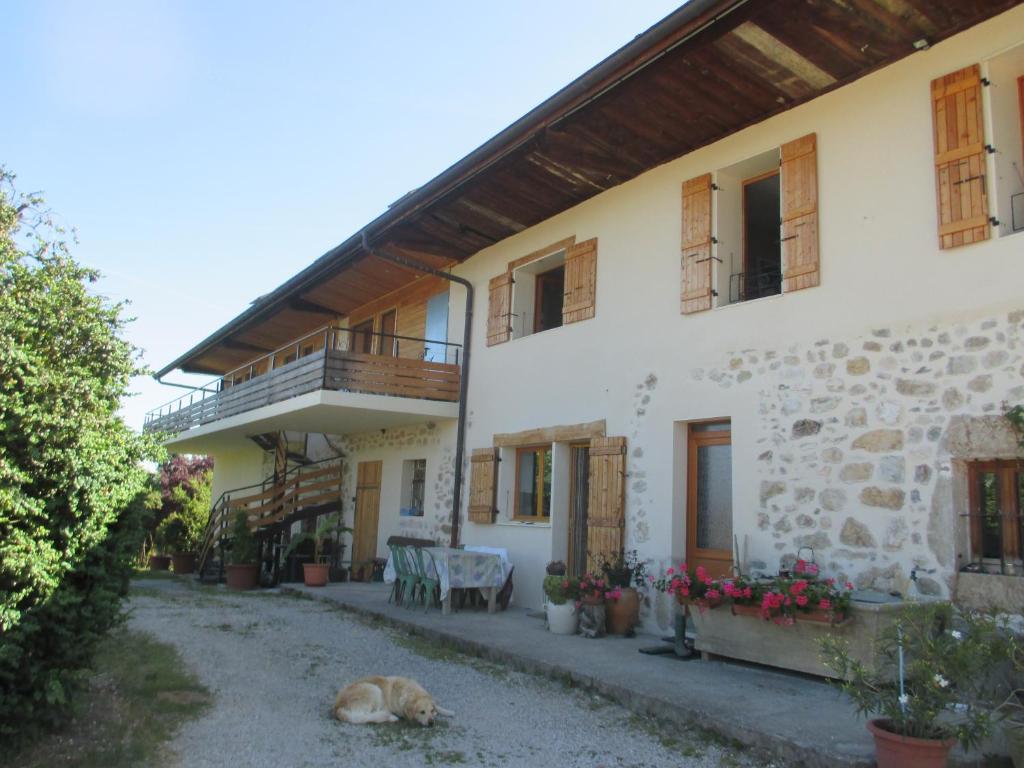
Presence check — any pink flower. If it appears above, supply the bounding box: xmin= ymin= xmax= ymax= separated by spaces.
xmin=819 ymin=599 xmax=832 ymax=610
xmin=666 ymin=567 xmax=675 ymax=576
xmin=743 ymin=587 xmax=753 ymax=599
xmin=789 ymin=580 xmax=808 ymax=595
xmin=695 ymin=566 xmax=707 ymax=581
xmin=706 ymin=589 xmax=720 ymax=600
xmin=795 ymin=595 xmax=808 ymax=607
xmin=562 ymin=580 xmax=569 ymax=589
xmin=845 ymin=581 xmax=855 ymax=591
xmin=703 ymin=578 xmax=713 ymax=587
xmin=680 ymin=586 xmax=689 ymax=597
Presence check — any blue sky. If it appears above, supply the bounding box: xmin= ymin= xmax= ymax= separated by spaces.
xmin=1 ymin=0 xmax=682 ymax=429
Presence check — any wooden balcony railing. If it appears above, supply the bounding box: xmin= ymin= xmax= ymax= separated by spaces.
xmin=145 ymin=325 xmax=461 ymax=435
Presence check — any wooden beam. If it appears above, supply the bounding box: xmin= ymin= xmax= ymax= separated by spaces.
xmin=290 ymin=296 xmax=340 ymax=316
xmin=493 ymin=420 xmax=606 ymax=448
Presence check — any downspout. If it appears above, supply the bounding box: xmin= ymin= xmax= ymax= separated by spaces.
xmin=360 ymin=232 xmax=473 ymax=548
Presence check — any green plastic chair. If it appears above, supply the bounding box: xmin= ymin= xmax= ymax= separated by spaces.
xmin=389 ymin=545 xmax=418 ymax=607
xmin=413 ymin=548 xmax=441 ymax=611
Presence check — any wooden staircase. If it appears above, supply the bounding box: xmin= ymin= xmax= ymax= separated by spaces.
xmin=196 ymin=458 xmax=345 ymax=583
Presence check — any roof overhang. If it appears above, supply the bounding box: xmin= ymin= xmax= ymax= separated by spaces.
xmin=158 ymin=0 xmax=1022 ymax=377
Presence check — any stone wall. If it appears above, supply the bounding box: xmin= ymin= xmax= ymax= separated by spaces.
xmin=697 ymin=307 xmax=1024 ymax=599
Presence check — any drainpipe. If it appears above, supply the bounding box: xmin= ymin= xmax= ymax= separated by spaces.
xmin=360 ymin=232 xmax=473 ymax=548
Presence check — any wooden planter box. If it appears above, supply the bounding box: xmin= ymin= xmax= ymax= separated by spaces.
xmin=690 ymin=598 xmax=906 ymax=679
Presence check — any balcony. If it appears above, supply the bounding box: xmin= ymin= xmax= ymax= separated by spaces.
xmin=145 ymin=325 xmax=461 ymax=441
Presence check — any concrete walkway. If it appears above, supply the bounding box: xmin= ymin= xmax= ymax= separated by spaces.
xmin=282 ymin=582 xmax=876 ymax=767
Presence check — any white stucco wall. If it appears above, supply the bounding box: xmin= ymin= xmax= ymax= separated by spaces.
xmin=448 ymin=7 xmax=1024 ymax=613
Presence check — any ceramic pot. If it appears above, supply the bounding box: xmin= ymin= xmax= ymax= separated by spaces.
xmin=148 ymin=555 xmax=170 ymax=571
xmin=546 ymin=601 xmax=578 ymax=635
xmin=867 ymin=719 xmax=956 ymax=768
xmin=171 ymin=553 xmax=195 ymax=575
xmin=226 ymin=563 xmax=259 ymax=591
xmin=302 ymin=563 xmax=330 ymax=587
xmin=606 ymin=587 xmax=640 ymax=635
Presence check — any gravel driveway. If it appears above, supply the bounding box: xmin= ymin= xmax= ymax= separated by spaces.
xmin=128 ymin=579 xmax=765 ymax=768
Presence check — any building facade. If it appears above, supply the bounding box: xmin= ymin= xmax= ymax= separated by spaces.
xmin=147 ymin=1 xmax=1024 ymax=626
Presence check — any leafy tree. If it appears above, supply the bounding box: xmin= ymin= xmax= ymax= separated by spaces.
xmin=0 ymin=168 xmax=160 ymax=739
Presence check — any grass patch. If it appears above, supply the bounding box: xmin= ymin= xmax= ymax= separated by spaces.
xmin=4 ymin=630 xmax=210 ymax=768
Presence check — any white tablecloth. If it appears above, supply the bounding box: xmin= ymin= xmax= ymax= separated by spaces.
xmin=383 ymin=546 xmax=512 ymax=602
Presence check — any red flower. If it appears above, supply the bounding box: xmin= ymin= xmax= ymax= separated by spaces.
xmin=795 ymin=595 xmax=808 ymax=607
xmin=845 ymin=581 xmax=855 ymax=591
xmin=695 ymin=566 xmax=707 ymax=582
xmin=819 ymin=599 xmax=832 ymax=610
xmin=743 ymin=587 xmax=753 ymax=599
xmin=666 ymin=567 xmax=675 ymax=576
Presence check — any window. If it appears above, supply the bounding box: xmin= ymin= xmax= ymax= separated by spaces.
xmin=966 ymin=460 xmax=1022 ymax=572
xmin=510 ymin=250 xmax=566 ymax=339
xmin=515 ymin=445 xmax=552 ymax=521
xmin=714 ymin=149 xmax=782 ymax=306
xmin=682 ymin=134 xmax=818 ymax=315
xmin=423 ymin=291 xmax=450 ymax=362
xmin=982 ymin=46 xmax=1024 ymax=236
xmin=351 ymin=319 xmax=374 ymax=354
xmin=400 ymin=459 xmax=427 ymax=517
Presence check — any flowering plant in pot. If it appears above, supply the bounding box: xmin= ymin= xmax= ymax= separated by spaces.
xmin=820 ymin=602 xmax=1010 ymax=768
xmin=650 ymin=564 xmax=721 ymax=610
xmin=225 ymin=511 xmax=259 ymax=590
xmin=282 ymin=513 xmax=352 ymax=587
xmin=597 ymin=550 xmax=648 ymax=636
xmin=736 ymin=576 xmax=854 ymax=625
xmin=542 ymin=570 xmax=579 ymax=635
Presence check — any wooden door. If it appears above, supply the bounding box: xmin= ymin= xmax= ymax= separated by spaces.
xmin=351 ymin=319 xmax=375 ymax=354
xmin=379 ymin=309 xmax=397 ymax=357
xmin=686 ymin=423 xmax=733 ymax=577
xmin=566 ymin=443 xmax=590 ymax=578
xmin=352 ymin=460 xmax=382 ymax=581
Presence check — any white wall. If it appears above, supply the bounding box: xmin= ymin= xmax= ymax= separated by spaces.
xmin=451 ymin=7 xmax=1024 ymax=612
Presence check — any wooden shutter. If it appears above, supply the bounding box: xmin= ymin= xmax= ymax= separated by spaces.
xmin=931 ymin=64 xmax=990 ymax=249
xmin=780 ymin=133 xmax=820 ymax=292
xmin=586 ymin=436 xmax=626 ymax=571
xmin=486 ymin=272 xmax=512 ymax=346
xmin=562 ymin=238 xmax=597 ymax=324
xmin=681 ymin=174 xmax=713 ymax=314
xmin=468 ymin=448 xmax=498 ymax=524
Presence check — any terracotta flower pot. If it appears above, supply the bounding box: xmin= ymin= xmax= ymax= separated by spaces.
xmin=302 ymin=563 xmax=330 ymax=587
xmin=171 ymin=553 xmax=195 ymax=575
xmin=148 ymin=555 xmax=170 ymax=571
xmin=867 ymin=719 xmax=956 ymax=768
xmin=606 ymin=587 xmax=640 ymax=635
xmin=225 ymin=563 xmax=259 ymax=591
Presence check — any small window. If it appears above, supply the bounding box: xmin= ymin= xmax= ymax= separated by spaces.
xmin=966 ymin=460 xmax=1023 ymax=573
xmin=510 ymin=250 xmax=566 ymax=339
xmin=400 ymin=459 xmax=427 ymax=517
xmin=514 ymin=446 xmax=551 ymax=521
xmin=714 ymin=149 xmax=782 ymax=306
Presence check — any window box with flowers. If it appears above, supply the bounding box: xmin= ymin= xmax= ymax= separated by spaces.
xmin=651 ymin=563 xmax=905 ymax=679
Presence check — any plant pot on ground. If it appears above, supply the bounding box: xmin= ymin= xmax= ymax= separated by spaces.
xmin=148 ymin=554 xmax=170 ymax=571
xmin=597 ymin=551 xmax=648 ymax=636
xmin=156 ymin=506 xmax=205 ymax=576
xmin=282 ymin=513 xmax=352 ymax=588
xmin=543 ymin=574 xmax=579 ymax=635
xmin=820 ymin=602 xmax=1014 ymax=768
xmin=225 ymin=512 xmax=259 ymax=591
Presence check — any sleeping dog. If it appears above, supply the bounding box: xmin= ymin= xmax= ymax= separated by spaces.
xmin=333 ymin=676 xmax=454 ymax=726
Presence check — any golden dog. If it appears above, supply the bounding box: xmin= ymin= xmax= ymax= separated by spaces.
xmin=333 ymin=676 xmax=454 ymax=726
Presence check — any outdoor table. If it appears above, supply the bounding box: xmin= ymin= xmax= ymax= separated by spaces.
xmin=424 ymin=547 xmax=510 ymax=615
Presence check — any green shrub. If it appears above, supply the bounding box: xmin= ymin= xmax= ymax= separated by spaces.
xmin=543 ymin=575 xmax=579 ymax=605
xmin=228 ymin=512 xmax=257 ymax=565
xmin=0 ymin=169 xmax=159 ymax=742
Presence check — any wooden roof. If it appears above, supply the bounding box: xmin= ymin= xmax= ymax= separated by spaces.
xmin=161 ymin=0 xmax=1020 ymax=376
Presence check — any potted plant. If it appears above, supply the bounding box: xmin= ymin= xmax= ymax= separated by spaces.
xmin=820 ymin=602 xmax=1008 ymax=768
xmin=576 ymin=572 xmax=612 ymax=638
xmin=650 ymin=564 xmax=723 ymax=611
xmin=148 ymin=523 xmax=171 ymax=571
xmin=156 ymin=515 xmax=199 ymax=575
xmin=282 ymin=513 xmax=352 ymax=587
xmin=542 ymin=568 xmax=579 ymax=635
xmin=225 ymin=511 xmax=259 ymax=590
xmin=598 ymin=550 xmax=647 ymax=635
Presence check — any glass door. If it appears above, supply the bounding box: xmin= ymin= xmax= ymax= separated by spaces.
xmin=686 ymin=422 xmax=733 ymax=577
